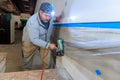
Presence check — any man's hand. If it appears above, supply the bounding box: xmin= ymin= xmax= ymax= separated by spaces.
xmin=54 ymin=11 xmax=64 ymax=22
xmin=49 ymin=43 xmax=58 ymax=50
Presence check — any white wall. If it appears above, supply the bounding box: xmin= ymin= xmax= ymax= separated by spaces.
xmin=35 ymin=0 xmax=120 ymax=23
xmin=62 ymin=0 xmax=120 ymax=23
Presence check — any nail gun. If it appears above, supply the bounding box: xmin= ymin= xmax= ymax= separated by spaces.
xmin=52 ymin=38 xmax=64 ymax=56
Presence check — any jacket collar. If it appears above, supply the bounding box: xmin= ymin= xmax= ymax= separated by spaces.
xmin=37 ymin=12 xmax=46 ymax=28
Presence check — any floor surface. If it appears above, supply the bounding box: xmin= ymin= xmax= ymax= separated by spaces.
xmin=0 ymin=30 xmax=23 ymax=72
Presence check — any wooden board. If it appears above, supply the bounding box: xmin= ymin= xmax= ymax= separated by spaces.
xmin=0 ymin=52 xmax=7 ymax=73
xmin=0 ymin=68 xmax=73 ymax=80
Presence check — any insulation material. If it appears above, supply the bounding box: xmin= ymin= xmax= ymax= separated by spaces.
xmin=0 ymin=1 xmax=15 ymax=13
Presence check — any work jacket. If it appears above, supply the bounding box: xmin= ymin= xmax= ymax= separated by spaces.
xmin=22 ymin=12 xmax=54 ymax=48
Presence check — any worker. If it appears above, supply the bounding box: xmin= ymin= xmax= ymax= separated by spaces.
xmin=22 ymin=2 xmax=62 ymax=70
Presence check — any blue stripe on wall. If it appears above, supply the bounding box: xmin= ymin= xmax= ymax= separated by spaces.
xmin=53 ymin=21 xmax=120 ymax=29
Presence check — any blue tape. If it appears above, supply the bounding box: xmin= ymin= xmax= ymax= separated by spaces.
xmin=95 ymin=69 xmax=101 ymax=76
xmin=54 ymin=21 xmax=120 ymax=29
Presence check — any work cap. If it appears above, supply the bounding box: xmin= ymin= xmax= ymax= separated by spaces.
xmin=39 ymin=2 xmax=54 ymax=14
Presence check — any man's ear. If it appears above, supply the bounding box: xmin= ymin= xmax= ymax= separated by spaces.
xmin=39 ymin=10 xmax=44 ymax=15
xmin=39 ymin=11 xmax=42 ymax=14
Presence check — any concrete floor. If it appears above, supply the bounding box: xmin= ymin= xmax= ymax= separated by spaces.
xmin=0 ymin=30 xmax=23 ymax=72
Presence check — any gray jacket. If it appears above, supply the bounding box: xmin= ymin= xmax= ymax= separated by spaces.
xmin=22 ymin=12 xmax=54 ymax=48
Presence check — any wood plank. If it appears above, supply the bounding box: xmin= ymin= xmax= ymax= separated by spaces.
xmin=0 ymin=68 xmax=73 ymax=80
xmin=0 ymin=52 xmax=7 ymax=73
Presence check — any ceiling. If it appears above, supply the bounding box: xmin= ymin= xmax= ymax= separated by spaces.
xmin=11 ymin=0 xmax=37 ymax=14
xmin=0 ymin=0 xmax=37 ymax=15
